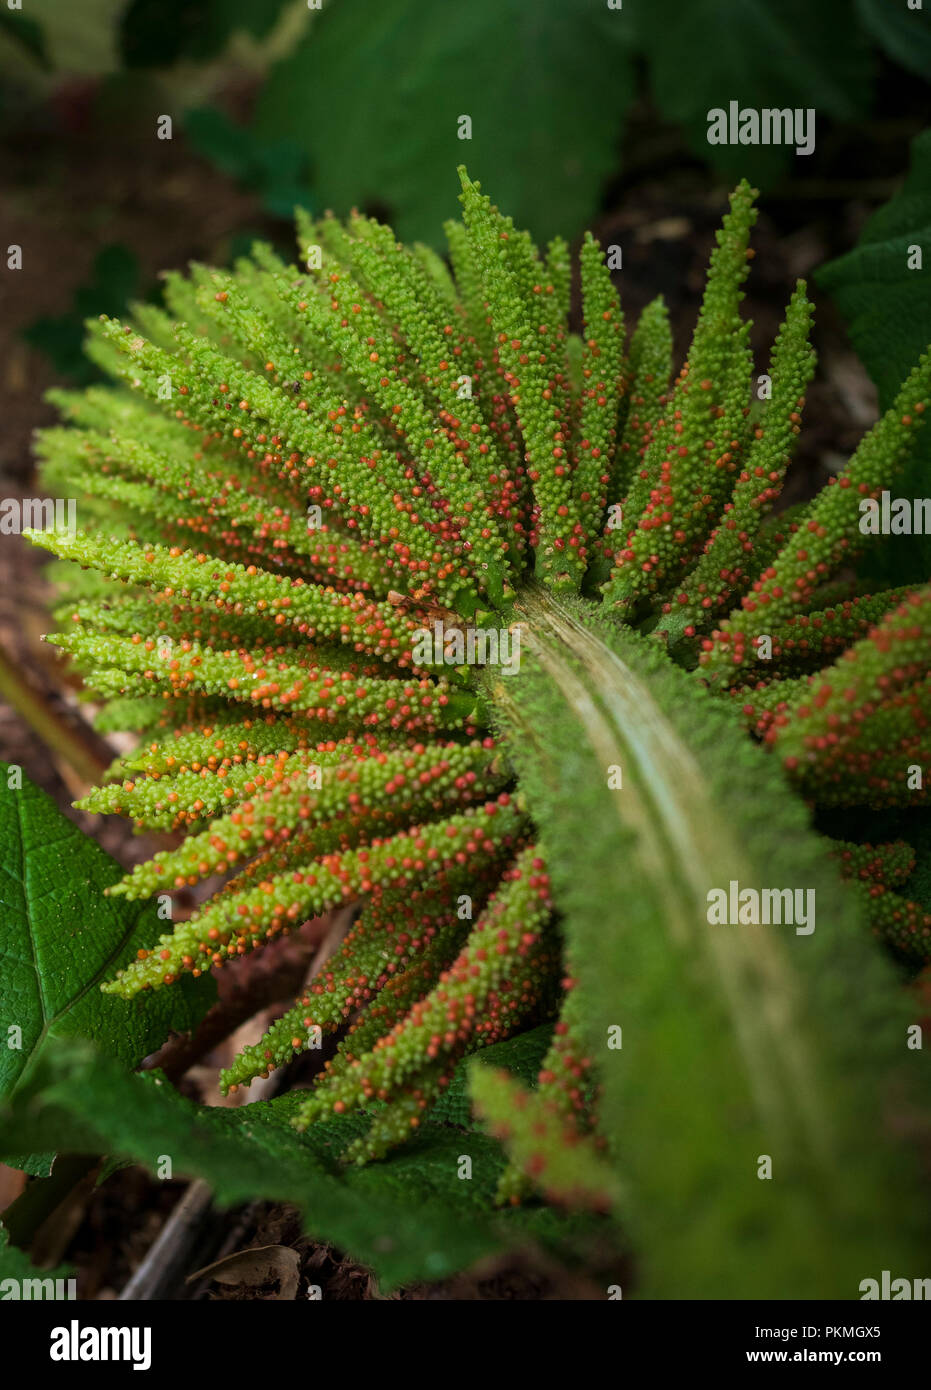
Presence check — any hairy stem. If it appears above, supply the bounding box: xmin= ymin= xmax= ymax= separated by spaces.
xmin=489 ymin=585 xmax=929 ymax=1297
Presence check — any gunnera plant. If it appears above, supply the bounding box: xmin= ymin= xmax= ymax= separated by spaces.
xmin=27 ymin=169 xmax=931 ymax=1297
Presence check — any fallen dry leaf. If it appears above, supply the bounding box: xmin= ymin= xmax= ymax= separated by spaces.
xmin=187 ymin=1243 xmax=301 ymax=1300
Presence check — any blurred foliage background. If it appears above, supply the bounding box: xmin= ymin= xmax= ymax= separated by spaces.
xmin=1 ymin=0 xmax=928 ymax=414
xmin=1 ymin=0 xmax=928 ymax=431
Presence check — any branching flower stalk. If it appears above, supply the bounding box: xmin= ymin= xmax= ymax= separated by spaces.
xmin=28 ymin=170 xmax=931 ymax=1288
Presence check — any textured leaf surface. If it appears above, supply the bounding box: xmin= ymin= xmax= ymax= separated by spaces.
xmin=255 ymin=0 xmax=635 ymax=246
xmin=430 ymin=1023 xmax=553 ymax=1126
xmin=819 ymin=131 xmax=931 ymax=406
xmin=1 ymin=1152 xmax=53 ymax=1178
xmin=0 ymin=766 xmax=215 ymax=1104
xmin=818 ymin=130 xmax=931 ymax=584
xmin=0 ymin=1040 xmax=590 ymax=1289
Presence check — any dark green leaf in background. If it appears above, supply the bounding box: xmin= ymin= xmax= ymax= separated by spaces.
xmin=818 ymin=130 xmax=931 ymax=585
xmin=0 ymin=10 xmax=52 ymax=69
xmin=185 ymin=106 xmax=311 ymax=220
xmin=255 ymin=0 xmax=636 ymax=247
xmin=23 ymin=244 xmax=141 ymax=385
xmin=635 ymin=0 xmax=874 ymax=186
xmin=857 ymin=0 xmax=931 ymax=81
xmin=819 ymin=130 xmax=931 ymax=406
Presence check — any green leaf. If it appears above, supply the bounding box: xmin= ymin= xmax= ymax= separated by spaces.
xmin=0 ymin=1223 xmax=73 ymax=1290
xmin=1 ymin=1155 xmax=98 ymax=1250
xmin=0 ymin=10 xmax=52 ymax=69
xmin=0 ymin=765 xmax=215 ymax=1106
xmin=23 ymin=245 xmax=141 ymax=385
xmin=818 ymin=129 xmax=931 ymax=584
xmin=185 ymin=106 xmax=252 ymax=181
xmin=636 ymin=0 xmax=874 ymax=185
xmin=856 ymin=0 xmax=931 ymax=81
xmin=430 ymin=1024 xmax=553 ymax=1127
xmin=819 ymin=130 xmax=931 ymax=406
xmin=255 ymin=0 xmax=636 ymax=247
xmin=0 ymin=1040 xmax=591 ymax=1288
xmin=184 ymin=106 xmax=311 ymax=220
xmin=2 ymin=1152 xmax=53 ymax=1178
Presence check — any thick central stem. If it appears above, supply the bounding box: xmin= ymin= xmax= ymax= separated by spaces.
xmin=482 ymin=584 xmax=920 ymax=1297
xmin=499 ymin=585 xmax=827 ymax=1153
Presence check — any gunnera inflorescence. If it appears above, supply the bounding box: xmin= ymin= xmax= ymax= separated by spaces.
xmin=27 ymin=168 xmax=931 ymax=1226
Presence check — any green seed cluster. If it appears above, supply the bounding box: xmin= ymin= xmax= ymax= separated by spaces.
xmin=112 ymin=739 xmax=506 ymax=895
xmin=29 ymin=168 xmax=931 ymax=1184
xmin=603 ymin=182 xmax=757 ymax=613
xmin=574 ymin=232 xmax=625 ymax=543
xmin=607 ymin=296 xmax=672 ymax=509
xmin=102 ymin=794 xmax=525 ymax=995
xmin=830 ymin=838 xmax=916 ymax=889
xmin=220 ymin=883 xmax=476 ymax=1092
xmin=494 ymin=961 xmax=598 ymax=1205
xmin=701 ymin=360 xmax=931 ymax=681
xmin=848 ymin=880 xmax=931 ymax=962
xmin=764 ymin=587 xmax=931 ymax=806
xmin=291 ymin=847 xmax=557 ymax=1160
xmin=736 ymin=590 xmax=915 ymax=675
xmin=470 ymin=1062 xmax=620 ymax=1212
xmin=27 ymin=530 xmax=424 ymax=661
xmin=661 ymin=284 xmax=816 ymax=647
